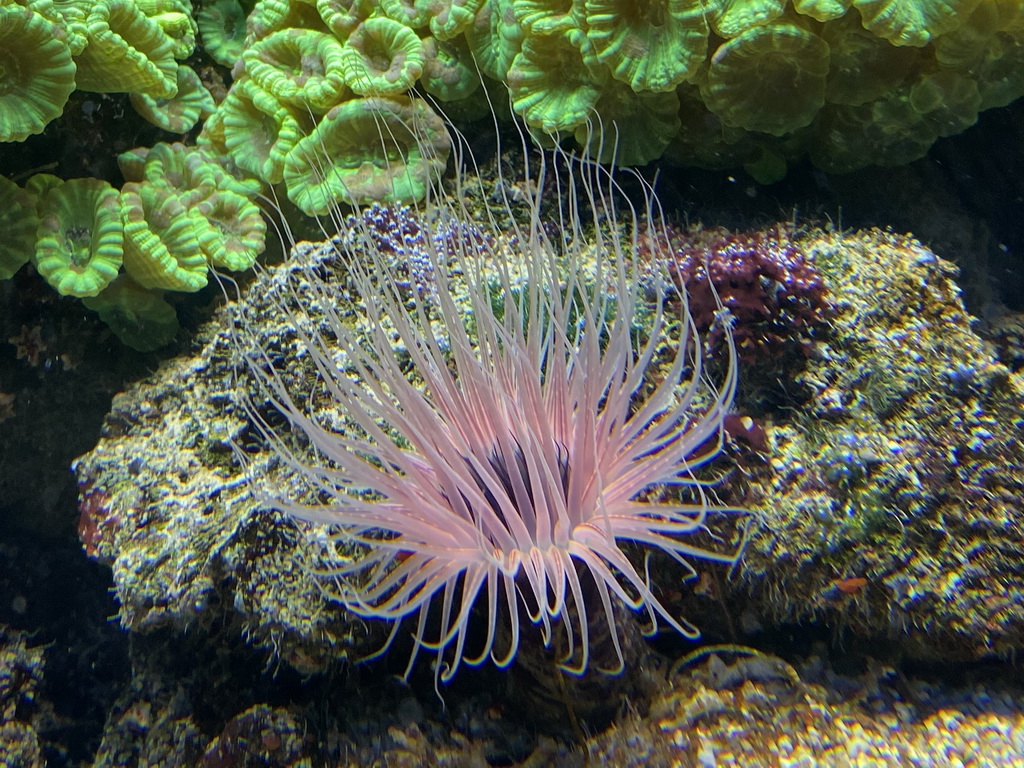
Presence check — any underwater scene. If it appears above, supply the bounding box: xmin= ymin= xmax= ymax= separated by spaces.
xmin=2 ymin=0 xmax=1024 ymax=765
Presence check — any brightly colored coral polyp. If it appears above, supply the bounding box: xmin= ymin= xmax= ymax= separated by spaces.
xmin=243 ymin=28 xmax=348 ymax=110
xmin=190 ymin=189 xmax=267 ymax=272
xmin=339 ymin=17 xmax=425 ymax=97
xmin=852 ymin=0 xmax=980 ymax=46
xmin=121 ymin=182 xmax=209 ymax=293
xmin=0 ymin=5 xmax=77 ymax=142
xmin=131 ymin=63 xmax=216 ymax=133
xmin=221 ymin=79 xmax=304 ymax=184
xmin=283 ymin=96 xmax=450 ymax=214
xmin=703 ymin=22 xmax=831 ymax=136
xmin=508 ymin=29 xmax=604 ymax=134
xmin=34 ymin=179 xmax=124 ymax=298
xmin=75 ymin=0 xmax=178 ymax=97
xmin=197 ymin=0 xmax=250 ymax=67
xmin=585 ymin=0 xmax=709 ymax=92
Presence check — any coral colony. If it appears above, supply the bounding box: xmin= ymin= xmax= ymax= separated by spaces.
xmin=237 ymin=127 xmax=755 ymax=681
xmin=645 ymin=225 xmax=833 ymax=364
xmin=3 ymin=0 xmax=1022 ymax=349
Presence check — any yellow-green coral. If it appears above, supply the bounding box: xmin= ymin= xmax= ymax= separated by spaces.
xmin=315 ymin=0 xmax=371 ymax=38
xmin=130 ymin=63 xmax=216 ymax=133
xmin=121 ymin=181 xmax=208 ymax=292
xmin=189 ymin=189 xmax=267 ymax=271
xmin=5 ymin=0 xmax=1024 ymax=238
xmin=74 ymin=0 xmax=178 ymax=97
xmin=219 ymin=78 xmax=305 ymax=184
xmin=584 ymin=0 xmax=709 ymax=92
xmin=0 ymin=4 xmax=77 ymax=142
xmin=0 ymin=175 xmax=38 ymax=279
xmin=124 ymin=141 xmax=263 ymax=200
xmin=792 ymin=0 xmax=850 ymax=22
xmin=427 ymin=0 xmax=483 ymax=40
xmin=243 ymin=27 xmax=348 ymax=110
xmin=464 ymin=0 xmax=523 ymax=80
xmin=420 ymin=35 xmax=480 ymax=101
xmin=851 ymin=0 xmax=980 ymax=47
xmin=33 ymin=177 xmax=123 ymax=298
xmin=379 ymin=0 xmax=432 ymax=29
xmin=507 ymin=28 xmax=604 ymax=134
xmin=338 ymin=16 xmax=425 ymax=97
xmin=513 ymin=0 xmax=577 ymax=35
xmin=247 ymin=0 xmax=325 ymax=40
xmin=710 ymin=0 xmax=788 ymax=38
xmin=282 ymin=95 xmax=450 ymax=214
xmin=702 ymin=22 xmax=831 ymax=137
xmin=144 ymin=0 xmax=198 ymax=59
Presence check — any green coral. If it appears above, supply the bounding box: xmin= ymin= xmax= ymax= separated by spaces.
xmin=220 ymin=78 xmax=305 ymax=184
xmin=507 ymin=28 xmax=604 ymax=134
xmin=701 ymin=21 xmax=831 ymax=137
xmin=852 ymin=0 xmax=980 ymax=47
xmin=197 ymin=0 xmax=252 ymax=66
xmin=710 ymin=0 xmax=788 ymax=38
xmin=5 ymin=0 xmax=1024 ymax=201
xmin=584 ymin=0 xmax=709 ymax=92
xmin=74 ymin=0 xmax=179 ymax=97
xmin=189 ymin=189 xmax=266 ymax=272
xmin=0 ymin=4 xmax=77 ymax=142
xmin=282 ymin=95 xmax=450 ymax=214
xmin=121 ymin=181 xmax=209 ymax=293
xmin=33 ymin=177 xmax=124 ymax=298
xmin=243 ymin=27 xmax=348 ymax=109
xmin=130 ymin=62 xmax=217 ymax=133
xmin=190 ymin=0 xmax=1020 ymax=176
xmin=0 ymin=175 xmax=38 ymax=279
xmin=419 ymin=35 xmax=480 ymax=101
xmin=82 ymin=274 xmax=180 ymax=351
xmin=338 ymin=16 xmax=425 ymax=97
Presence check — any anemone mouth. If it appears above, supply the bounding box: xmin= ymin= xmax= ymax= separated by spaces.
xmin=232 ymin=83 xmax=753 ymax=684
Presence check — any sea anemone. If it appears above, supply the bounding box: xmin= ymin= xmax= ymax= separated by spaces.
xmin=237 ymin=110 xmax=752 ymax=684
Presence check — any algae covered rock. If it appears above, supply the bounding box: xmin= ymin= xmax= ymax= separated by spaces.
xmin=732 ymin=227 xmax=1024 ymax=661
xmin=72 ymin=221 xmax=1024 ymax=676
xmin=0 ymin=625 xmax=46 ymax=768
xmin=72 ymin=237 xmax=391 ymax=673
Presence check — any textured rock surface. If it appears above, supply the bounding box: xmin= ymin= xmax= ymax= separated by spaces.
xmin=73 ymin=223 xmax=1024 ymax=678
